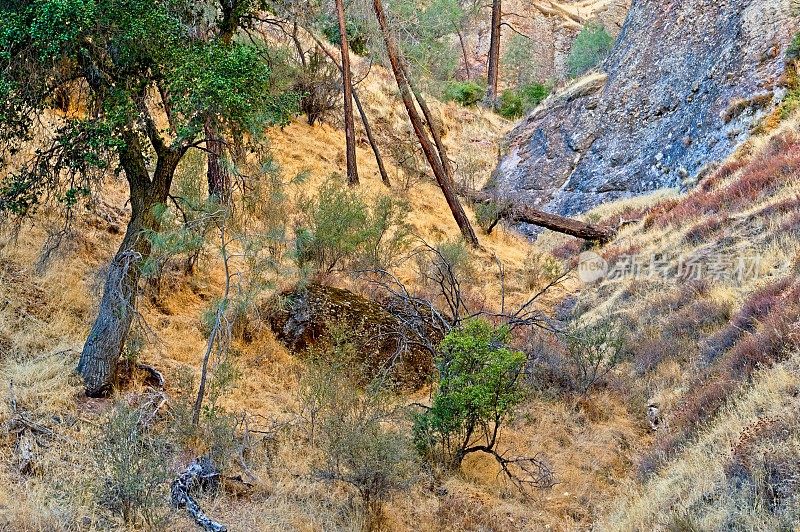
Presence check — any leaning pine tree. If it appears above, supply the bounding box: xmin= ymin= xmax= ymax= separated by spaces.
xmin=0 ymin=0 xmax=296 ymax=396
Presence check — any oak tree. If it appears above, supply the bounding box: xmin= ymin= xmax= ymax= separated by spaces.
xmin=0 ymin=0 xmax=296 ymax=395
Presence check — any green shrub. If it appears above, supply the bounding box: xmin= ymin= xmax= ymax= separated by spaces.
xmin=520 ymin=82 xmax=551 ymax=108
xmin=496 ymin=82 xmax=551 ymax=119
xmin=787 ymin=32 xmax=800 ymax=60
xmin=566 ymin=23 xmax=614 ymax=78
xmin=562 ymin=316 xmax=626 ymax=394
xmin=301 ymin=332 xmax=416 ymax=528
xmin=498 ymin=89 xmax=524 ymax=119
xmin=413 ymin=320 xmax=526 ymax=468
xmin=294 ymin=179 xmax=409 ymax=273
xmin=442 ymin=80 xmax=485 ymax=107
xmin=94 ymin=405 xmax=172 ymax=528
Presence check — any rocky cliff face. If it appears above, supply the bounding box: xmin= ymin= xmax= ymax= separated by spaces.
xmin=488 ymin=0 xmax=799 ymax=224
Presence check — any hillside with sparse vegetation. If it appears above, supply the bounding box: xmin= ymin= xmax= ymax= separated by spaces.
xmin=1 ymin=1 xmax=799 ymax=531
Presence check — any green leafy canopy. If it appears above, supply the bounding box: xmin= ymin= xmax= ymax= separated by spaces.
xmin=0 ymin=0 xmax=299 ymax=216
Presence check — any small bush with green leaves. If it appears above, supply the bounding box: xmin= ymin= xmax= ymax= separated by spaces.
xmin=301 ymin=329 xmax=416 ymax=528
xmin=520 ymin=82 xmax=551 ymax=108
xmin=496 ymin=82 xmax=551 ymax=119
xmin=413 ymin=320 xmax=526 ymax=468
xmin=498 ymin=89 xmax=524 ymax=119
xmin=295 ymin=179 xmax=409 ymax=273
xmin=787 ymin=32 xmax=800 ymax=60
xmin=561 ymin=315 xmax=626 ymax=394
xmin=566 ymin=23 xmax=614 ymax=78
xmin=442 ymin=80 xmax=485 ymax=107
xmin=94 ymin=404 xmax=172 ymax=529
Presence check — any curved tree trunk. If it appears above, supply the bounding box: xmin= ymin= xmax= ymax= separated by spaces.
xmin=78 ymin=144 xmax=181 ymax=396
xmin=77 ymin=197 xmax=154 ymax=396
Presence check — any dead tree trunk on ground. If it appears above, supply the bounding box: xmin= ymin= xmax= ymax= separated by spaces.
xmin=335 ymin=0 xmax=359 ymax=185
xmin=484 ymin=0 xmax=502 ymax=107
xmin=171 ymin=457 xmax=227 ymax=532
xmin=372 ymin=0 xmax=479 ymax=247
xmin=471 ymin=192 xmax=617 ymax=243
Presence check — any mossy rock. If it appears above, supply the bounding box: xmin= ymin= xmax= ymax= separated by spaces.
xmin=266 ymin=283 xmax=441 ymax=388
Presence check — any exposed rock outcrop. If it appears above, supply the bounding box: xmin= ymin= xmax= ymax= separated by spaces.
xmin=266 ymin=283 xmax=442 ymax=388
xmin=489 ymin=0 xmax=798 ymax=227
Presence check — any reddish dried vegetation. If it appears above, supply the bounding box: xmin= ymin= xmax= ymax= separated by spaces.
xmin=630 ymin=289 xmax=729 ymax=376
xmin=683 ymin=215 xmax=728 ymax=244
xmin=699 ymin=159 xmax=748 ymax=193
xmin=551 ymin=239 xmax=583 ymax=261
xmin=700 ymin=277 xmax=793 ymax=365
xmin=645 ymin=139 xmax=800 ymax=230
xmin=639 ymin=278 xmax=800 ymax=477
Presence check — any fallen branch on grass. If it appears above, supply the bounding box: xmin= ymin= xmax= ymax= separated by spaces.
xmin=170 ymin=457 xmax=227 ymax=532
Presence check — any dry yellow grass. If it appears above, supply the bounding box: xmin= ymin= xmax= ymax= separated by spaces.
xmin=0 ymin=74 xmax=645 ymax=529
xmin=3 ymin=54 xmax=799 ymax=532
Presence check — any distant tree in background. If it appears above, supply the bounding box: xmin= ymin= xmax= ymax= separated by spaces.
xmin=566 ymin=22 xmax=614 ymax=78
xmin=484 ymin=0 xmax=502 ymax=106
xmin=0 ymin=0 xmax=297 ymax=396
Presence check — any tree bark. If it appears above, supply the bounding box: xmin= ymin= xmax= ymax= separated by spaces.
xmin=372 ymin=0 xmax=479 ymax=247
xmin=336 ymin=0 xmax=359 ymax=186
xmin=205 ymin=2 xmax=238 ymax=200
xmin=471 ymin=191 xmax=617 ymax=243
xmin=402 ymin=64 xmax=457 ymax=188
xmin=309 ymin=32 xmax=390 ymax=187
xmin=353 ymin=91 xmax=390 ymax=186
xmin=484 ymin=0 xmax=502 ymax=107
xmin=77 ymin=141 xmax=182 ymax=396
xmin=205 ymin=120 xmax=230 ymax=201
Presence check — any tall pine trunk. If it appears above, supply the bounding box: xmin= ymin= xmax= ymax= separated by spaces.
xmin=485 ymin=0 xmax=502 ymax=107
xmin=336 ymin=0 xmax=359 ymax=185
xmin=371 ymin=0 xmax=479 ymax=248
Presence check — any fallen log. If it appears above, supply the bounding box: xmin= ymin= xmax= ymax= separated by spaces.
xmin=171 ymin=457 xmax=227 ymax=532
xmin=470 ymin=191 xmax=617 ymax=244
